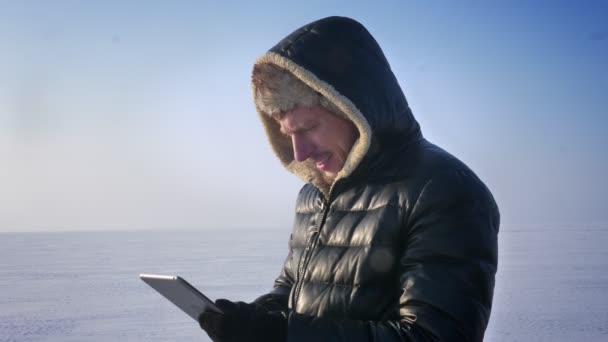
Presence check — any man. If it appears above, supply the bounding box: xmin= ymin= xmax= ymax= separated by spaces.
xmin=199 ymin=16 xmax=499 ymax=342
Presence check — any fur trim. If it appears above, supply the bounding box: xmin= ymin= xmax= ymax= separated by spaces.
xmin=252 ymin=63 xmax=346 ymax=120
xmin=251 ymin=52 xmax=372 ymax=196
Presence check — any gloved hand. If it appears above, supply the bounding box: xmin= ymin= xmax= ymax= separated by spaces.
xmin=198 ymin=299 xmax=287 ymax=342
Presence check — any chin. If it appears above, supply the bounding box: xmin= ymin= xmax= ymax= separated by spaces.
xmin=323 ymin=170 xmax=337 ymax=178
xmin=322 ymin=169 xmax=338 ymax=181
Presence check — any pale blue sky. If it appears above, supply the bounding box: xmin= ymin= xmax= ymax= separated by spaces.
xmin=1 ymin=1 xmax=606 ymax=231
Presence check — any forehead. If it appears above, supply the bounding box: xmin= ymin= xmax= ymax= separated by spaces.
xmin=278 ymin=106 xmax=327 ymax=127
xmin=279 ymin=106 xmax=334 ymax=124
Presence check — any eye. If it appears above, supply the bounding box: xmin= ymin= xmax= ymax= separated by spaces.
xmin=302 ymin=124 xmax=318 ymax=133
xmin=280 ymin=123 xmax=318 ymax=137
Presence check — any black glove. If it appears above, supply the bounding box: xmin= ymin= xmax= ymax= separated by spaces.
xmin=198 ymin=299 xmax=287 ymax=342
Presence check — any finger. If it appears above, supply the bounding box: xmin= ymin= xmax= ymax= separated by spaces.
xmin=199 ymin=314 xmax=227 ymax=341
xmin=198 ymin=311 xmax=223 ymax=332
xmin=214 ymin=299 xmax=238 ymax=313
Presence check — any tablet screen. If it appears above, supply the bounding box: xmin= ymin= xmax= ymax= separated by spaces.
xmin=140 ymin=274 xmax=223 ymax=321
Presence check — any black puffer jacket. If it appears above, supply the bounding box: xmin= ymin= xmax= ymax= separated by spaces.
xmin=252 ymin=17 xmax=499 ymax=342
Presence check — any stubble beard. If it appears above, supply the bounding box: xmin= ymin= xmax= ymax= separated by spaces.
xmin=322 ymin=172 xmax=337 ymax=186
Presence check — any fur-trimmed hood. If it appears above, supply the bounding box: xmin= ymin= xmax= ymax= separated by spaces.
xmin=252 ymin=16 xmax=422 ymax=196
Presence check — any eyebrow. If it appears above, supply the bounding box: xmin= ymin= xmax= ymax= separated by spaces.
xmin=280 ymin=120 xmax=317 ymax=136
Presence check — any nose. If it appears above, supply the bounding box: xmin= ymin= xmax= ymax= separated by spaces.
xmin=292 ymin=134 xmax=314 ymax=162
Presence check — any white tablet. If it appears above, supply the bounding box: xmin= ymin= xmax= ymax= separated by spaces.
xmin=140 ymin=273 xmax=223 ymax=321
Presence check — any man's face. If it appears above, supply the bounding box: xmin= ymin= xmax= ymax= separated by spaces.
xmin=279 ymin=106 xmax=359 ymax=180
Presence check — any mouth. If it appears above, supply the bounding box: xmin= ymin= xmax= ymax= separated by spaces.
xmin=315 ymin=154 xmax=331 ymax=170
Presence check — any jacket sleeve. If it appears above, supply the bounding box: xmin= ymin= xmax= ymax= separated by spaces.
xmin=286 ymin=170 xmax=500 ymax=342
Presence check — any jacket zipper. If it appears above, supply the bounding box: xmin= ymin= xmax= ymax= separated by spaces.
xmin=292 ymin=196 xmax=331 ymax=309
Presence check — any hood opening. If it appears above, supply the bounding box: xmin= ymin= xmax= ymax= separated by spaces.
xmin=251 ymin=52 xmax=372 ymax=196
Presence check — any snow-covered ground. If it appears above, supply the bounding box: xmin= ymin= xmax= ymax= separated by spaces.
xmin=1 ymin=224 xmax=606 ymax=341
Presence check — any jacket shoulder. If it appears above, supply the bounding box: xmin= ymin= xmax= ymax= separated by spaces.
xmin=295 ymin=183 xmax=322 ymax=214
